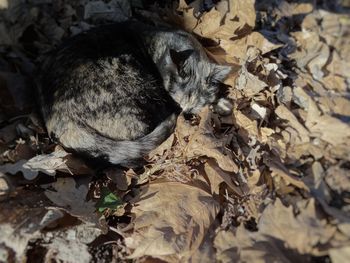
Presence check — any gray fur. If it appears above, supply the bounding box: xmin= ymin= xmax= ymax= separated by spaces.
xmin=37 ymin=21 xmax=231 ymax=165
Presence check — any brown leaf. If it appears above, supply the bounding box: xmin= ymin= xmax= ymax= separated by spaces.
xmin=330 ymin=246 xmax=350 ymax=263
xmin=325 ymin=165 xmax=350 ymax=194
xmin=147 ymin=134 xmax=175 ymax=161
xmin=44 ymin=177 xmax=106 ymax=231
xmin=204 ymin=159 xmax=245 ymax=196
xmin=176 ymin=0 xmax=198 ymax=32
xmin=307 ymin=115 xmax=350 ymax=146
xmin=125 ymin=181 xmax=219 ymax=262
xmin=227 ymin=0 xmax=256 ymax=33
xmin=275 ymin=104 xmax=310 ymax=144
xmin=222 ymin=32 xmax=282 ymax=62
xmin=258 ymin=198 xmax=336 ymax=254
xmin=176 ymin=108 xmax=238 ymax=173
xmin=193 ymin=8 xmax=222 ymax=38
xmin=235 ymin=65 xmax=268 ymax=96
xmin=263 ymin=155 xmax=309 ymax=191
xmin=214 ymin=225 xmax=303 ymax=263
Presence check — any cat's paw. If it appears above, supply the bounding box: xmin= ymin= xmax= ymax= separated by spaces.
xmin=213 ymin=98 xmax=233 ymax=116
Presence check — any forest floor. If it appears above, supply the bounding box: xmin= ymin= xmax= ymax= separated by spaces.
xmin=0 ymin=0 xmax=350 ymax=262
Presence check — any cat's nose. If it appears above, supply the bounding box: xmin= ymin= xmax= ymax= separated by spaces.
xmin=183 ymin=111 xmax=194 ymax=120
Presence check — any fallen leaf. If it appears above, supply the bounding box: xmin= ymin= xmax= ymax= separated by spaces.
xmin=330 ymin=246 xmax=350 ymax=263
xmin=42 ymin=223 xmax=102 ymax=263
xmin=227 ymin=0 xmax=256 ymax=34
xmin=176 ymin=108 xmax=238 ymax=173
xmin=236 ymin=65 xmax=267 ymax=96
xmin=193 ymin=8 xmax=222 ymax=38
xmin=96 ymin=188 xmax=123 ymax=213
xmin=204 ymin=159 xmax=244 ymax=196
xmin=214 ymin=225 xmax=305 ymax=263
xmin=176 ymin=0 xmax=198 ymax=32
xmin=125 ymin=181 xmax=219 ymax=262
xmin=44 ymin=177 xmax=106 ymax=230
xmin=307 ymin=115 xmax=350 ymax=146
xmin=258 ymin=198 xmax=336 ymax=254
xmin=275 ymin=104 xmax=310 ymax=144
xmin=0 ymin=150 xmax=68 ymax=180
xmin=324 ymin=165 xmax=350 ymax=194
xmin=0 ymin=147 xmax=93 ymax=180
xmin=263 ymin=155 xmax=309 ymax=191
xmin=234 ymin=32 xmax=282 ymax=59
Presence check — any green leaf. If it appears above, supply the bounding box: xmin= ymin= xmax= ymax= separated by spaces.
xmin=96 ymin=188 xmax=123 ymax=213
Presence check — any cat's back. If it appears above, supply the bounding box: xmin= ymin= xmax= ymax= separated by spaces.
xmin=38 ymin=22 xmax=178 ymax=146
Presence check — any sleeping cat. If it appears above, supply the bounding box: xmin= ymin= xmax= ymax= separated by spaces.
xmin=37 ymin=21 xmax=232 ymax=166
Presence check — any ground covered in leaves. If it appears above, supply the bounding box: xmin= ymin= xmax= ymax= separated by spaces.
xmin=0 ymin=0 xmax=350 ymax=262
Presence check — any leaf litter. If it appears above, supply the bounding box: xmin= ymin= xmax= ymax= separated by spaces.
xmin=0 ymin=0 xmax=350 ymax=262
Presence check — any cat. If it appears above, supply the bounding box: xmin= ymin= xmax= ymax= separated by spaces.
xmin=37 ymin=21 xmax=232 ymax=166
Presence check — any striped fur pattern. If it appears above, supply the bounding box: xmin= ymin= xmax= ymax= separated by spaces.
xmin=38 ymin=21 xmax=231 ymax=165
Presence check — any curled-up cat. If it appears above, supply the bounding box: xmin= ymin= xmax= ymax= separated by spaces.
xmin=37 ymin=21 xmax=232 ymax=166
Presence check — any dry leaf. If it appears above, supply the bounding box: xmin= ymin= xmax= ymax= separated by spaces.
xmin=176 ymin=0 xmax=198 ymax=32
xmin=236 ymin=65 xmax=267 ymax=96
xmin=193 ymin=8 xmax=222 ymax=38
xmin=214 ymin=225 xmax=303 ymax=263
xmin=221 ymin=32 xmax=282 ymax=62
xmin=42 ymin=223 xmax=102 ymax=263
xmin=0 ymin=149 xmax=69 ymax=180
xmin=232 ymin=109 xmax=260 ymax=143
xmin=125 ymin=181 xmax=219 ymax=262
xmin=227 ymin=0 xmax=256 ymax=33
xmin=204 ymin=159 xmax=244 ymax=196
xmin=264 ymin=155 xmax=309 ymax=191
xmin=258 ymin=198 xmax=336 ymax=254
xmin=330 ymin=246 xmax=350 ymax=263
xmin=325 ymin=165 xmax=350 ymax=194
xmin=176 ymin=108 xmax=238 ymax=173
xmin=147 ymin=133 xmax=175 ymax=161
xmin=275 ymin=104 xmax=310 ymax=144
xmin=44 ymin=177 xmax=105 ymax=230
xmin=307 ymin=115 xmax=350 ymax=146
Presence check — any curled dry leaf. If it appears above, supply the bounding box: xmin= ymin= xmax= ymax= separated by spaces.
xmin=42 ymin=222 xmax=102 ymax=263
xmin=307 ymin=115 xmax=350 ymax=147
xmin=125 ymin=181 xmax=219 ymax=262
xmin=176 ymin=0 xmax=198 ymax=32
xmin=275 ymin=104 xmax=310 ymax=144
xmin=330 ymin=246 xmax=350 ymax=263
xmin=214 ymin=224 xmax=306 ymax=263
xmin=204 ymin=159 xmax=245 ymax=196
xmin=0 ymin=147 xmax=93 ymax=180
xmin=263 ymin=155 xmax=309 ymax=191
xmin=44 ymin=177 xmax=106 ymax=231
xmin=0 ymin=149 xmax=68 ymax=180
xmin=222 ymin=32 xmax=283 ymax=62
xmin=176 ymin=108 xmax=238 ymax=173
xmin=236 ymin=65 xmax=267 ymax=96
xmin=0 ymin=223 xmax=41 ymax=262
xmin=147 ymin=133 xmax=175 ymax=161
xmin=258 ymin=198 xmax=336 ymax=255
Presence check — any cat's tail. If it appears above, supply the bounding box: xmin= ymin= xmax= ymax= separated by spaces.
xmin=91 ymin=113 xmax=177 ymax=165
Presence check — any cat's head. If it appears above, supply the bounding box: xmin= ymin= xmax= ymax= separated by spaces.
xmin=160 ymin=48 xmax=232 ymax=115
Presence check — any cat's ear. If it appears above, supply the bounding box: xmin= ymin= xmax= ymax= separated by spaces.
xmin=169 ymin=49 xmax=194 ymax=70
xmin=211 ymin=64 xmax=232 ymax=81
